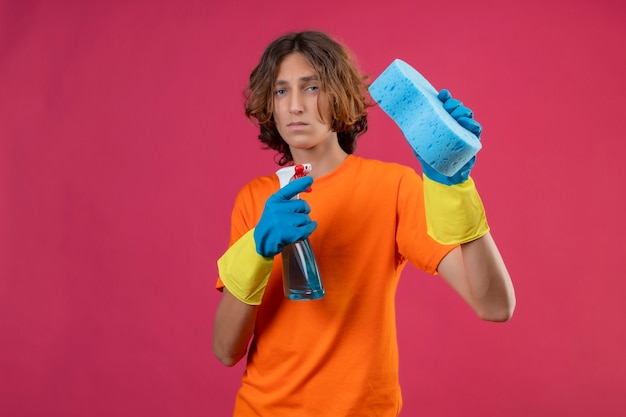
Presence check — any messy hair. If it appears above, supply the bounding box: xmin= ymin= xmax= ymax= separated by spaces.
xmin=244 ymin=31 xmax=372 ymax=166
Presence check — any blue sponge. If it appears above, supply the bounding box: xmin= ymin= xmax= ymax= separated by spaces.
xmin=369 ymin=59 xmax=482 ymax=176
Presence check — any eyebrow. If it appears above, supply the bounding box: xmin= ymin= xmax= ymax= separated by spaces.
xmin=274 ymin=75 xmax=320 ymax=86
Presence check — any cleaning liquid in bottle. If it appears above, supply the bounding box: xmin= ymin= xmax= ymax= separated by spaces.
xmin=276 ymin=164 xmax=325 ymax=301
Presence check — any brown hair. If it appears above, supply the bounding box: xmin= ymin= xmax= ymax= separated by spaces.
xmin=244 ymin=31 xmax=372 ymax=166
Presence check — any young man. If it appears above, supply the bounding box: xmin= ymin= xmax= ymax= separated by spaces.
xmin=213 ymin=31 xmax=515 ymax=416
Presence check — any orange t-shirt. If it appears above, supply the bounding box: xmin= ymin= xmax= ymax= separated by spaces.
xmin=217 ymin=155 xmax=455 ymax=416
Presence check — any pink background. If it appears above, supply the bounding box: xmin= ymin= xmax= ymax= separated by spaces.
xmin=2 ymin=0 xmax=625 ymax=416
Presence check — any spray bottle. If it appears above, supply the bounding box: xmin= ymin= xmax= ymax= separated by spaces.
xmin=276 ymin=164 xmax=325 ymax=301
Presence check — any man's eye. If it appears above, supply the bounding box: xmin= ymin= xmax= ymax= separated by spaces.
xmin=306 ymin=86 xmax=319 ymax=92
xmin=275 ymin=89 xmax=287 ymax=96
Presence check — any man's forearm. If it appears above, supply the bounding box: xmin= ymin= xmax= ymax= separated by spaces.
xmin=461 ymin=233 xmax=516 ymax=321
xmin=213 ymin=288 xmax=258 ymax=367
xmin=439 ymin=232 xmax=515 ymax=322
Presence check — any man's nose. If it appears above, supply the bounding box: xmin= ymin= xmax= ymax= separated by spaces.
xmin=289 ymin=91 xmax=304 ymax=114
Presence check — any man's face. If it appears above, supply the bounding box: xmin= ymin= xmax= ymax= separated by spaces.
xmin=272 ymin=52 xmax=334 ymax=153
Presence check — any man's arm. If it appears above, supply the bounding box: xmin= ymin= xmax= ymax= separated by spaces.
xmin=409 ymin=89 xmax=515 ymax=320
xmin=437 ymin=232 xmax=515 ymax=322
xmin=213 ymin=288 xmax=258 ymax=366
xmin=213 ymin=176 xmax=317 ymax=366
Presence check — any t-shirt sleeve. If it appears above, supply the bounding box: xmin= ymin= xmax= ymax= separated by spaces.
xmin=395 ymin=168 xmax=457 ymax=274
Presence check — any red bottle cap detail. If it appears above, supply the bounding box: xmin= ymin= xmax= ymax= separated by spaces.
xmin=293 ymin=164 xmax=312 ymax=192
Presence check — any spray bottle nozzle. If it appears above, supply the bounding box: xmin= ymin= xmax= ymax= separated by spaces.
xmin=293 ymin=164 xmax=312 ymax=192
xmin=276 ymin=164 xmax=313 ymax=193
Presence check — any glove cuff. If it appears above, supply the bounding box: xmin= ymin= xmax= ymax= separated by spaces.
xmin=423 ymin=176 xmax=490 ymax=244
xmin=217 ymin=228 xmax=273 ymax=305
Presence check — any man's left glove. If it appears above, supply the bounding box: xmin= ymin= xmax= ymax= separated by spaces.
xmin=418 ymin=89 xmax=490 ymax=244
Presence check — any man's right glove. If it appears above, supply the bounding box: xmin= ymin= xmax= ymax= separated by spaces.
xmin=217 ymin=176 xmax=316 ymax=305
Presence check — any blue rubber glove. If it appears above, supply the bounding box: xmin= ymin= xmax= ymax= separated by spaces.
xmin=254 ymin=176 xmax=317 ymax=258
xmin=438 ymin=89 xmax=482 ymax=137
xmin=418 ymin=89 xmax=483 ymax=185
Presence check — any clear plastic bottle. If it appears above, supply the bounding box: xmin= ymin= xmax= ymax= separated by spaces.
xmin=276 ymin=164 xmax=325 ymax=301
xmin=282 ymin=239 xmax=324 ymax=300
